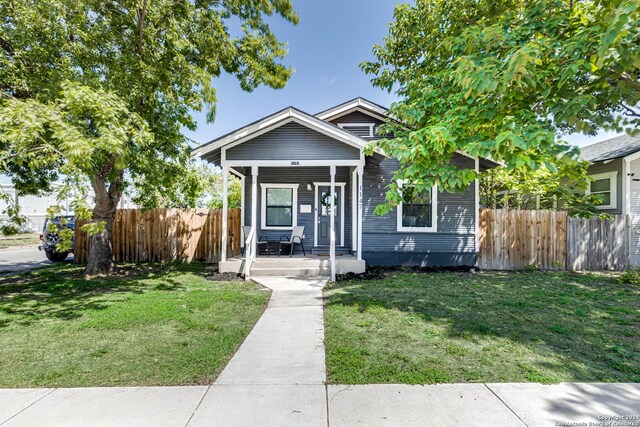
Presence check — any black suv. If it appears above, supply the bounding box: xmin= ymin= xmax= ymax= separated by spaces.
xmin=39 ymin=216 xmax=74 ymax=262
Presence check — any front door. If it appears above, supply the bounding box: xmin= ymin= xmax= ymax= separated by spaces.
xmin=317 ymin=185 xmax=342 ymax=246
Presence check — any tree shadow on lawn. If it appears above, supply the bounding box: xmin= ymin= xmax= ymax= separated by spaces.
xmin=325 ymin=271 xmax=640 ymax=383
xmin=0 ymin=262 xmax=191 ymax=327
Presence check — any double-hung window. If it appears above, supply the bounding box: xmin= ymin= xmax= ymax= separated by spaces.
xmin=260 ymin=184 xmax=299 ymax=230
xmin=396 ymin=182 xmax=438 ymax=232
xmin=587 ymin=172 xmax=617 ymax=210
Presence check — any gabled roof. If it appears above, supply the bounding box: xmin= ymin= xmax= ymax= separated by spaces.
xmin=191 ymin=106 xmax=369 ymax=159
xmin=579 ymin=134 xmax=640 ymax=162
xmin=315 ymin=97 xmax=389 ymax=122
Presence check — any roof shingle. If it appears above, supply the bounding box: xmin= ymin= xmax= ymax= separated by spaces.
xmin=578 ymin=134 xmax=640 ymax=162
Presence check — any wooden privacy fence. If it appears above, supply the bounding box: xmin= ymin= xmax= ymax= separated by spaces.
xmin=478 ymin=209 xmax=629 ymax=271
xmin=74 ymin=208 xmax=241 ymax=264
xmin=566 ymin=214 xmax=629 ymax=271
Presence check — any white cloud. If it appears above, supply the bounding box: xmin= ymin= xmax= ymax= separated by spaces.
xmin=318 ymin=75 xmax=338 ymax=87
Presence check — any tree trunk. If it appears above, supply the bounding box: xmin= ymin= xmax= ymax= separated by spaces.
xmin=84 ymin=172 xmax=122 ymax=276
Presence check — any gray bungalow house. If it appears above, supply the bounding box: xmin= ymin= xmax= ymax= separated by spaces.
xmin=578 ymin=134 xmax=640 ymax=264
xmin=192 ymin=98 xmax=495 ymax=279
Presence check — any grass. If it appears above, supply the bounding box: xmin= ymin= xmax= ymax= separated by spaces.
xmin=0 ymin=233 xmax=40 ymax=249
xmin=324 ymin=270 xmax=640 ymax=384
xmin=0 ymin=263 xmax=269 ymax=387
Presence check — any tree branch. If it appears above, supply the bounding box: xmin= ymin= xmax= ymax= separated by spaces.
xmin=618 ymin=103 xmax=640 ymax=117
xmin=137 ymin=0 xmax=148 ymax=55
xmin=0 ymin=36 xmax=14 ymax=56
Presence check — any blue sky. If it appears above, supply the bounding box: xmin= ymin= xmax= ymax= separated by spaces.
xmin=184 ymin=0 xmax=399 ymax=147
xmin=185 ymin=1 xmax=620 ymax=149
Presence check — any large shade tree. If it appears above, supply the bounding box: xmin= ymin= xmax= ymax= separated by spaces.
xmin=361 ymin=0 xmax=639 ymax=213
xmin=0 ymin=0 xmax=298 ymax=275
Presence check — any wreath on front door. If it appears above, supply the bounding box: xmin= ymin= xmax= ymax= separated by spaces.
xmin=321 ymin=192 xmax=338 ymax=209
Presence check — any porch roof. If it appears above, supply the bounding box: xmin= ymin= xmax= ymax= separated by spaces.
xmin=191 ymin=106 xmax=368 ymax=166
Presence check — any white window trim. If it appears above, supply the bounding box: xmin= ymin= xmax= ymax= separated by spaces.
xmin=260 ymin=183 xmax=299 ymax=230
xmin=337 ymin=122 xmax=375 ymax=138
xmin=396 ymin=181 xmax=438 ymax=233
xmin=586 ymin=171 xmax=617 ymax=210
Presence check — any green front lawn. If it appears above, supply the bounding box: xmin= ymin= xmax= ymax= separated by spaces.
xmin=0 ymin=263 xmax=269 ymax=387
xmin=324 ymin=271 xmax=640 ymax=384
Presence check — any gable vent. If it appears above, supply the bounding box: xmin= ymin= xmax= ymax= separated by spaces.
xmin=337 ymin=123 xmax=374 ymax=138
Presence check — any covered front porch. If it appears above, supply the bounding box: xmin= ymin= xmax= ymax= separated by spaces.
xmin=218 ymin=163 xmax=365 ymax=279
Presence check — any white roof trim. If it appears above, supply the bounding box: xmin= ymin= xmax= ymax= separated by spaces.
xmin=192 ymin=107 xmax=366 ymax=159
xmin=316 ymin=98 xmax=388 ymax=121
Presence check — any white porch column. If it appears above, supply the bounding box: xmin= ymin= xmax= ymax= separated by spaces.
xmin=330 ymin=165 xmax=336 ymax=282
xmin=251 ymin=166 xmax=259 ymax=256
xmin=351 ymin=168 xmax=357 ymax=252
xmin=357 ymin=164 xmax=363 ymax=261
xmin=221 ymin=165 xmax=229 ymax=262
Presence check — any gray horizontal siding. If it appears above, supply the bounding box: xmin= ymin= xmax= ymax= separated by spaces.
xmin=227 ymin=122 xmax=360 ymax=161
xmin=243 ymin=166 xmax=353 ymax=251
xmin=361 ymin=154 xmax=477 ymax=255
xmin=587 ymin=159 xmax=623 ymax=215
xmin=364 ymin=252 xmax=477 ymax=267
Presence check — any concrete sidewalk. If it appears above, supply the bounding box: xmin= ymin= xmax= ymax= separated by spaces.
xmin=2 ymin=382 xmax=639 ymax=426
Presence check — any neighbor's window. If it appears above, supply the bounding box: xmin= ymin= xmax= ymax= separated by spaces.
xmin=397 ymin=182 xmax=438 ymax=232
xmin=587 ymin=172 xmax=617 ymax=209
xmin=261 ymin=184 xmax=299 ymax=229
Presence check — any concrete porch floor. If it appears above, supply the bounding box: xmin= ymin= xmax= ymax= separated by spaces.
xmin=219 ymin=253 xmax=365 ymax=276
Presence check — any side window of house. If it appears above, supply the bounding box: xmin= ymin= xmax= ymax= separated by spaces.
xmin=587 ymin=172 xmax=617 ymax=209
xmin=397 ymin=183 xmax=438 ymax=232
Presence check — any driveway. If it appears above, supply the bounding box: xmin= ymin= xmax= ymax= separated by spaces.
xmin=0 ymin=247 xmax=72 ymax=273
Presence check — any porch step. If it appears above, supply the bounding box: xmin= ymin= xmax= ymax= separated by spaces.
xmin=251 ymin=258 xmax=329 ymax=268
xmin=218 ymin=255 xmax=365 ymax=276
xmin=249 ymin=266 xmax=330 ymax=277
xmin=249 ymin=257 xmax=330 ymax=276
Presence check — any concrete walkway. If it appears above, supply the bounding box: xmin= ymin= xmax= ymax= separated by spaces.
xmin=187 ymin=275 xmax=329 ymax=426
xmin=1 ymin=276 xmax=639 ymax=426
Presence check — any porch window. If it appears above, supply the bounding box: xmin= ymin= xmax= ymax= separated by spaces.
xmin=587 ymin=171 xmax=617 ymax=210
xmin=396 ymin=182 xmax=438 ymax=232
xmin=260 ymin=183 xmax=299 ymax=230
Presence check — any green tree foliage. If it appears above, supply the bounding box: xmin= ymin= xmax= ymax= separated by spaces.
xmin=361 ymin=0 xmax=639 ymax=214
xmin=481 ymin=165 xmax=607 ymax=218
xmin=130 ymin=162 xmax=242 ymax=210
xmin=0 ymin=0 xmax=298 ymax=274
